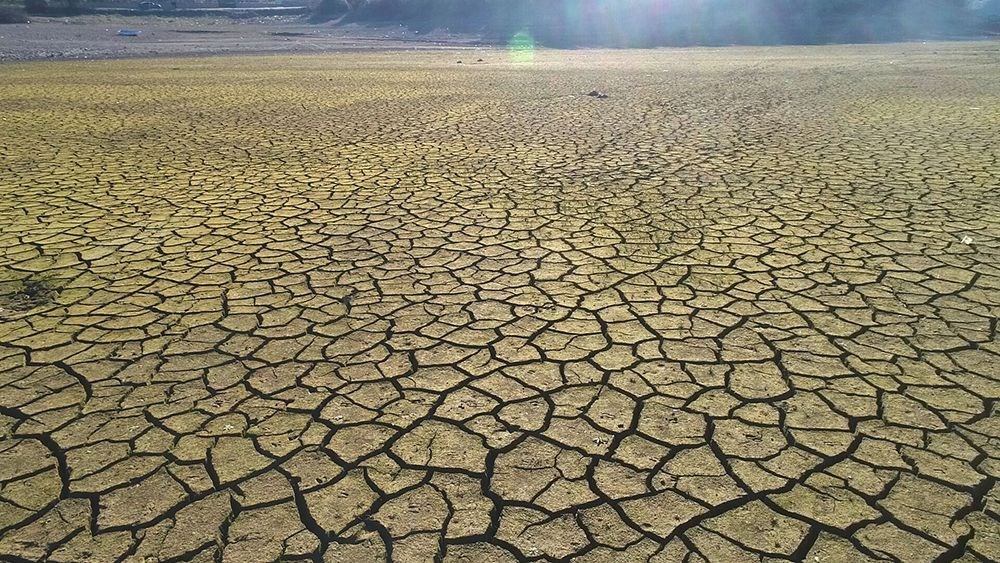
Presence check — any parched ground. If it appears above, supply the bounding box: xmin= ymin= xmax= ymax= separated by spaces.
xmin=1 ymin=43 xmax=999 ymax=562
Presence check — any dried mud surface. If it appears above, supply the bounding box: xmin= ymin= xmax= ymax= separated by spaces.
xmin=1 ymin=43 xmax=999 ymax=562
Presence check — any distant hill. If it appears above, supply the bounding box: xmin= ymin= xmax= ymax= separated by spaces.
xmin=315 ymin=0 xmax=991 ymax=46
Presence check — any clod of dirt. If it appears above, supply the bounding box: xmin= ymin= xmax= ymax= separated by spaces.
xmin=0 ymin=278 xmax=58 ymax=318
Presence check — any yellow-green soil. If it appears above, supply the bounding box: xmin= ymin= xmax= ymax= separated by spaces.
xmin=1 ymin=43 xmax=998 ymax=562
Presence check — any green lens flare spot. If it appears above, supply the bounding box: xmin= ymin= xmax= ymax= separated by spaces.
xmin=508 ymin=31 xmax=535 ymax=64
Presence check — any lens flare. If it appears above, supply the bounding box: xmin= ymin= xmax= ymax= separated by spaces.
xmin=507 ymin=31 xmax=536 ymax=64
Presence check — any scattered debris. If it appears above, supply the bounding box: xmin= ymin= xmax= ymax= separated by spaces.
xmin=117 ymin=29 xmax=141 ymax=37
xmin=587 ymin=90 xmax=609 ymax=99
xmin=961 ymin=235 xmax=974 ymax=245
xmin=456 ymin=60 xmax=463 ymax=64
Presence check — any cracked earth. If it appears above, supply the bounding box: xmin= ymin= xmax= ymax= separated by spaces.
xmin=1 ymin=43 xmax=998 ymax=562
